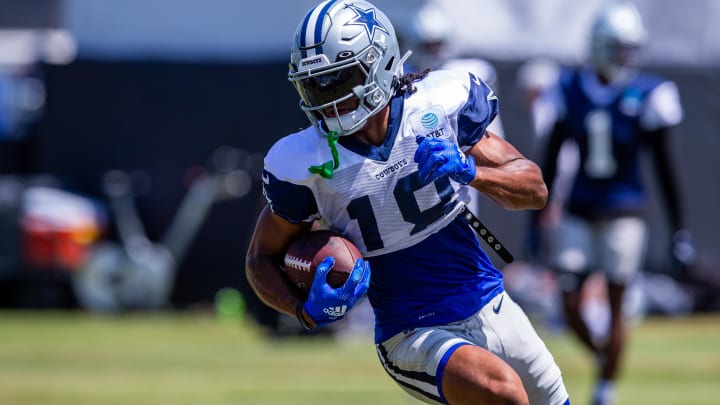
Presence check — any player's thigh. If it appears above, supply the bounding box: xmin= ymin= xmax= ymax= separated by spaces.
xmin=550 ymin=214 xmax=594 ymax=271
xmin=482 ymin=293 xmax=570 ymax=405
xmin=376 ymin=324 xmax=527 ymax=405
xmin=442 ymin=344 xmax=528 ymax=405
xmin=376 ymin=326 xmax=469 ymax=404
xmin=551 ymin=214 xmax=595 ymax=291
xmin=599 ymin=216 xmax=647 ymax=284
xmin=377 ymin=298 xmax=569 ymax=405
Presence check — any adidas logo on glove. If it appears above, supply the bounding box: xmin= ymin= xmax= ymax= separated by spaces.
xmin=323 ymin=305 xmax=347 ymax=318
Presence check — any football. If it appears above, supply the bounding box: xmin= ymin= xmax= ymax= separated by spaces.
xmin=283 ymin=230 xmax=362 ymax=297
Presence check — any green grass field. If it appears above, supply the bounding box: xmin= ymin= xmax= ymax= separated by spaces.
xmin=1 ymin=310 xmax=719 ymax=405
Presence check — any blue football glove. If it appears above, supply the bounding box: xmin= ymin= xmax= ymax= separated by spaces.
xmin=414 ymin=136 xmax=476 ymax=185
xmin=671 ymin=229 xmax=698 ymax=272
xmin=302 ymin=256 xmax=371 ymax=328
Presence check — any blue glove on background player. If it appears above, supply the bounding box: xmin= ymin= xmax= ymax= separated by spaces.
xmin=414 ymin=136 xmax=476 ymax=185
xmin=671 ymin=229 xmax=698 ymax=272
xmin=302 ymin=256 xmax=370 ymax=328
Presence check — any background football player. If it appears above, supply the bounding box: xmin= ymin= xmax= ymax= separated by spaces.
xmin=532 ymin=2 xmax=692 ymax=404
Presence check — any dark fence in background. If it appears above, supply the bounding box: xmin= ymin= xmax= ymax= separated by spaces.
xmin=33 ymin=60 xmax=307 ymax=306
xmin=18 ymin=59 xmax=720 ymax=306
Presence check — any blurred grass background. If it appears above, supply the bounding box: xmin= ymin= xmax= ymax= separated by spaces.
xmin=1 ymin=311 xmax=719 ymax=405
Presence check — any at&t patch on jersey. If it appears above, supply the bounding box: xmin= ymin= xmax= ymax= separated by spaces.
xmin=409 ymin=106 xmax=455 ymax=140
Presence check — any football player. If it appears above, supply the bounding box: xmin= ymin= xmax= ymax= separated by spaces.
xmin=532 ymin=2 xmax=691 ymax=404
xmin=245 ymin=1 xmax=570 ymax=404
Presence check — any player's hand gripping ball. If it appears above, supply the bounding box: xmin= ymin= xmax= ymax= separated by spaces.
xmin=285 ymin=230 xmax=370 ymax=328
xmin=283 ymin=230 xmax=363 ymax=298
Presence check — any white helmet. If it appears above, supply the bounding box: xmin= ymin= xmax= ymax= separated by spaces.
xmin=404 ymin=2 xmax=452 ymax=70
xmin=588 ymin=1 xmax=648 ymax=82
xmin=289 ymin=0 xmax=404 ymax=136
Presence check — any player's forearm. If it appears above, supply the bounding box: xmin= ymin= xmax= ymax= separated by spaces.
xmin=471 ymin=158 xmax=548 ymax=210
xmin=649 ymin=129 xmax=684 ymax=231
xmin=245 ymin=254 xmax=303 ymax=317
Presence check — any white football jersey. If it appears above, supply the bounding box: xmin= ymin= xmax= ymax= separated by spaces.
xmin=263 ymin=70 xmax=498 ymax=257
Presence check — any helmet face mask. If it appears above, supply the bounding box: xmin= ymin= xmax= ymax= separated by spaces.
xmin=588 ymin=2 xmax=647 ymax=83
xmin=289 ymin=0 xmax=402 ymax=136
xmin=298 ymin=63 xmax=367 ymax=107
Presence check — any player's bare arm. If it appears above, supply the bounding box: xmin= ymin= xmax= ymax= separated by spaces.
xmin=245 ymin=206 xmax=311 ymax=316
xmin=468 ymin=130 xmax=548 ymax=211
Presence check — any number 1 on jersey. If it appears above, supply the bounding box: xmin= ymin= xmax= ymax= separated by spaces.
xmin=584 ymin=109 xmax=617 ymax=179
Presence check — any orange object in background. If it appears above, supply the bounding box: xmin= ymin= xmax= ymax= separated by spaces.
xmin=20 ymin=187 xmax=105 ymax=271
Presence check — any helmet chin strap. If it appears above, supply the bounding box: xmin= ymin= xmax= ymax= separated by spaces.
xmin=308 ymin=131 xmax=340 ymax=179
xmin=309 ymin=89 xmax=378 ymax=179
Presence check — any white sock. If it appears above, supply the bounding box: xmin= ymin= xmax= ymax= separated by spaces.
xmin=593 ymin=380 xmax=616 ymax=405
